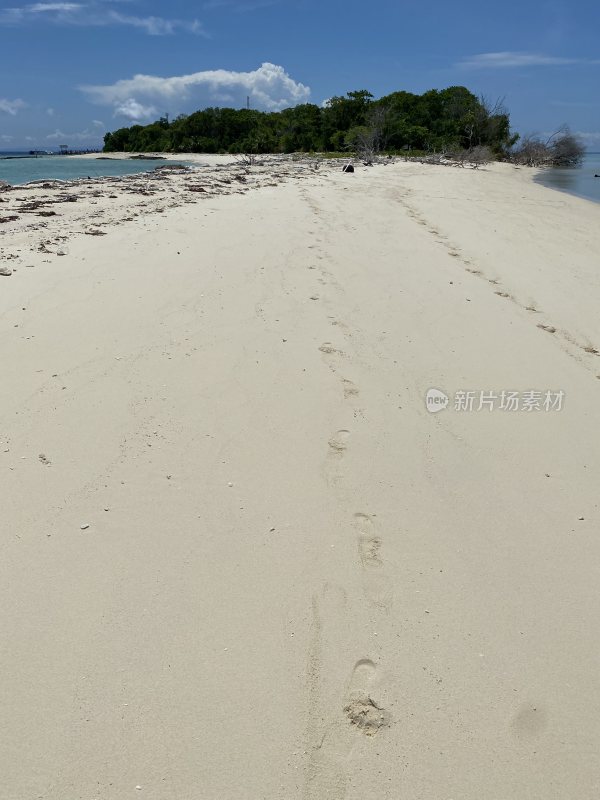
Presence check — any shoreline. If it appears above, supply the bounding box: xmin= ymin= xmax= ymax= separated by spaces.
xmin=533 ymin=166 xmax=600 ymax=205
xmin=0 ymin=155 xmax=340 ymax=273
xmin=2 ymin=148 xmax=599 ymax=206
xmin=2 ymin=157 xmax=600 ymax=798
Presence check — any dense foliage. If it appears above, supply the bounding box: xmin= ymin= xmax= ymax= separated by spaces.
xmin=103 ymin=86 xmax=516 ymax=157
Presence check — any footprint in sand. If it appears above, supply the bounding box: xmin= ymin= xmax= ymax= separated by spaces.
xmin=319 ymin=342 xmax=344 ymax=356
xmin=319 ymin=342 xmax=346 ymax=378
xmin=328 ymin=429 xmax=350 ymax=456
xmin=325 ymin=430 xmax=351 ymax=491
xmin=342 ymin=378 xmax=359 ymax=399
xmin=344 ymin=658 xmax=390 ymax=736
xmin=353 ymin=513 xmax=393 ymax=612
xmin=304 ymin=649 xmax=390 ymax=798
xmin=354 ymin=513 xmax=383 ymax=568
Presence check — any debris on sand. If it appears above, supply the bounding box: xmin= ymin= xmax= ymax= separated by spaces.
xmin=154 ymin=164 xmax=189 ymax=172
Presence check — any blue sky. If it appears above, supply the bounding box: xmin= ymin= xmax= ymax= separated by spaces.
xmin=1 ymin=0 xmax=599 ymax=149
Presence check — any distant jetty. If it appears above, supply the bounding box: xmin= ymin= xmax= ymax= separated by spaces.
xmin=57 ymin=148 xmax=102 ymax=156
xmin=1 ymin=149 xmax=102 ymax=160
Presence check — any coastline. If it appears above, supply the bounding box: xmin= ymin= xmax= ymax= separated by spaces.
xmin=2 ymin=157 xmax=600 ymax=798
xmin=533 ymin=158 xmax=600 ymax=205
xmin=5 ymin=147 xmax=599 ymax=206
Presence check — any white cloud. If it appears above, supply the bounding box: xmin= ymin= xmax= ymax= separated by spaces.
xmin=92 ymin=119 xmax=105 ymax=127
xmin=114 ymin=99 xmax=158 ymax=121
xmin=80 ymin=62 xmax=311 ymax=117
xmin=105 ymin=11 xmax=206 ymax=36
xmin=0 ymin=2 xmax=81 ymax=23
xmin=46 ymin=126 xmax=103 ymax=142
xmin=0 ymin=3 xmax=205 ymax=35
xmin=0 ymin=98 xmax=26 ymax=115
xmin=210 ymin=92 xmax=235 ymax=103
xmin=46 ymin=107 xmax=55 ymax=116
xmin=29 ymin=2 xmax=82 ymax=12
xmin=459 ymin=51 xmax=579 ymax=69
xmin=1 ymin=134 xmax=14 ymax=142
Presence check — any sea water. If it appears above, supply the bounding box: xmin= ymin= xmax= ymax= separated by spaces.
xmin=534 ymin=152 xmax=600 ymax=204
xmin=0 ymin=153 xmax=192 ymax=185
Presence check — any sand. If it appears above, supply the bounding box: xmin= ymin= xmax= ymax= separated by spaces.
xmin=1 ymin=156 xmax=599 ymax=799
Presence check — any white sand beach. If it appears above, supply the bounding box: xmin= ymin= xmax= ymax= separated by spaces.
xmin=1 ymin=157 xmax=599 ymax=799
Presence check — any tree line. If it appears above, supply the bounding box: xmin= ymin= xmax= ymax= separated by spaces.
xmin=103 ymin=86 xmax=515 ymax=156
xmin=103 ymin=86 xmax=584 ymax=166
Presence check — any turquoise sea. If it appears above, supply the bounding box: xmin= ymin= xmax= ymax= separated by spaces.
xmin=0 ymin=152 xmax=191 ymax=185
xmin=2 ymin=150 xmax=599 ymax=203
xmin=534 ymin=152 xmax=600 ymax=204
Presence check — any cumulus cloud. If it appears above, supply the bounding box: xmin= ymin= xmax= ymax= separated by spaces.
xmin=0 ymin=2 xmax=206 ymax=35
xmin=0 ymin=98 xmax=26 ymax=115
xmin=114 ymin=98 xmax=158 ymax=121
xmin=459 ymin=51 xmax=579 ymax=69
xmin=80 ymin=62 xmax=311 ymax=118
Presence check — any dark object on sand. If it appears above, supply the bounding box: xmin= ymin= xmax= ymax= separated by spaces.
xmin=595 ymin=174 xmax=600 ymax=178
xmin=129 ymin=154 xmax=166 ymax=161
xmin=342 ymin=163 xmax=354 ymax=173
